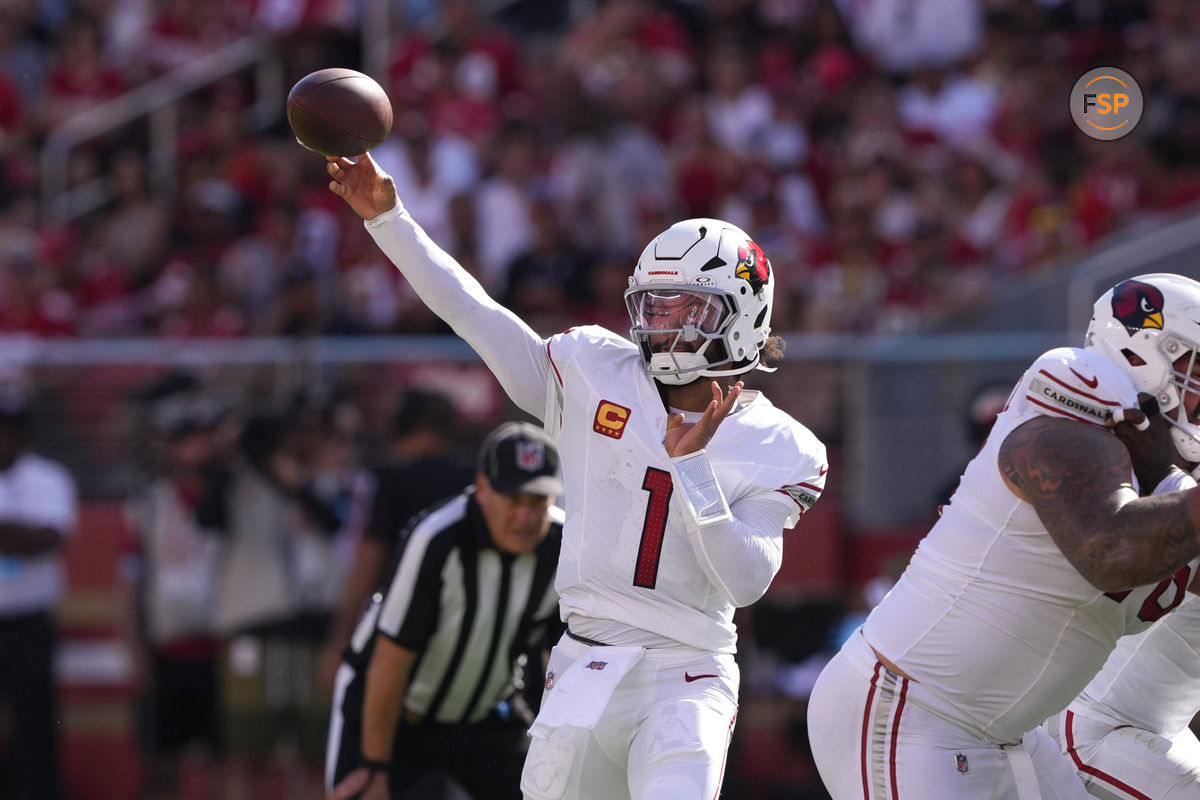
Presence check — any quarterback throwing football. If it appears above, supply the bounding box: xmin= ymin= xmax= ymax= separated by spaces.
xmin=326 ymin=154 xmax=827 ymax=800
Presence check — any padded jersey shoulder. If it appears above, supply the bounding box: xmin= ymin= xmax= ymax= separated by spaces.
xmin=1014 ymin=346 xmax=1139 ymax=428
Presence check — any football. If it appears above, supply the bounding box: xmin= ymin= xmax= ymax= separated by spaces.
xmin=286 ymin=68 xmax=393 ymax=157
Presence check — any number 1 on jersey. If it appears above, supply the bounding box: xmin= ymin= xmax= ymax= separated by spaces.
xmin=634 ymin=467 xmax=673 ymax=589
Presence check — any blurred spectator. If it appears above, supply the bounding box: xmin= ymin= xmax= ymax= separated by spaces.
xmin=321 ymin=387 xmax=473 ymax=689
xmin=502 ymin=192 xmax=593 ymax=333
xmin=196 ymin=397 xmax=347 ymax=800
xmin=268 ymin=266 xmax=327 ymax=336
xmin=142 ymin=0 xmax=239 ymax=76
xmin=849 ymin=0 xmax=984 ymax=74
xmin=388 ymin=0 xmax=523 ymax=140
xmin=936 ymin=379 xmax=1013 ymax=506
xmin=474 ymin=123 xmax=538 ymax=294
xmin=896 ymin=63 xmax=998 ymax=146
xmin=126 ymin=386 xmax=228 ymax=800
xmin=0 ymin=6 xmax=48 ymax=111
xmin=40 ymin=16 xmax=129 ymax=133
xmin=547 ymin=89 xmax=673 ymax=255
xmin=215 ymin=201 xmax=297 ymax=330
xmin=0 ymin=70 xmax=26 ymax=159
xmin=669 ymin=93 xmax=738 ymax=218
xmin=372 ymin=112 xmax=479 ymax=249
xmin=446 ymin=190 xmax=482 ymax=281
xmin=0 ymin=233 xmax=78 ymax=337
xmin=704 ymin=44 xmax=774 ymax=158
xmin=0 ymin=375 xmax=79 ymax=800
xmin=575 ymin=249 xmax=637 ymax=333
xmin=159 ymin=268 xmax=247 ymax=338
xmin=282 ymin=384 xmax=372 ymax=639
xmin=88 ymin=149 xmax=170 ymax=288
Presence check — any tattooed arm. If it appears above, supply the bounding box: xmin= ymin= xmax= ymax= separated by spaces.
xmin=999 ymin=416 xmax=1200 ymax=592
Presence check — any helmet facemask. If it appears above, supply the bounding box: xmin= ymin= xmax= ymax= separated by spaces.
xmin=625 ymin=286 xmax=738 ymax=386
xmin=1159 ymin=335 xmax=1200 ymax=462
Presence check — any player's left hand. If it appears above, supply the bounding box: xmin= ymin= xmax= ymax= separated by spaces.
xmin=664 ymin=381 xmax=742 ymax=459
xmin=1110 ymin=392 xmax=1179 ymax=492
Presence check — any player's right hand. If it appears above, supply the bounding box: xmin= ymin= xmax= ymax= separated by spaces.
xmin=327 ymin=154 xmax=398 ymax=222
xmin=1110 ymin=392 xmax=1179 ymax=492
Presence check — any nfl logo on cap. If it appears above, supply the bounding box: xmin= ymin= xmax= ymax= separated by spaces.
xmin=516 ymin=440 xmax=544 ymax=471
xmin=478 ymin=421 xmax=564 ymax=497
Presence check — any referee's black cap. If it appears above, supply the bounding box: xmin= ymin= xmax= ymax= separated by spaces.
xmin=478 ymin=421 xmax=564 ymax=497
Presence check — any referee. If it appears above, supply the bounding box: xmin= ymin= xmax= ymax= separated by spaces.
xmin=327 ymin=421 xmax=565 ymax=800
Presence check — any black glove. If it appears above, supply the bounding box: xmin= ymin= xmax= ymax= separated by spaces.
xmin=1113 ymin=392 xmax=1179 ymax=493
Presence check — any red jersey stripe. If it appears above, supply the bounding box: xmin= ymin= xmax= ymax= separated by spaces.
xmin=1037 ymin=369 xmax=1121 ymax=406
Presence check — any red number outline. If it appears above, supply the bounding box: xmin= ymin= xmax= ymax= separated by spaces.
xmin=1105 ymin=565 xmax=1192 ymax=622
xmin=634 ymin=467 xmax=673 ymax=589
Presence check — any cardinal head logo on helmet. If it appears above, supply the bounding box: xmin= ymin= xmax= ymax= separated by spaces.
xmin=735 ymin=240 xmax=770 ymax=294
xmin=1112 ymin=279 xmax=1165 ymax=334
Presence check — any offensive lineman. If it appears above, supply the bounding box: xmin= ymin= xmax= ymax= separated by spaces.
xmin=324 ymin=153 xmax=827 ymax=800
xmin=1047 ymin=593 xmax=1200 ymax=799
xmin=808 ymin=273 xmax=1200 ymax=799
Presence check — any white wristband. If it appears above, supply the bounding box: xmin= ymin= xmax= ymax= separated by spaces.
xmin=1110 ymin=406 xmax=1151 ymax=431
xmin=669 ymin=450 xmax=732 ymax=526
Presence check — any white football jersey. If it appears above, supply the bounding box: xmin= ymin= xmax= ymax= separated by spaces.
xmin=363 ymin=206 xmax=827 ymax=655
xmin=863 ymin=346 xmax=1199 ymax=745
xmin=1071 ymin=592 xmax=1200 ymax=738
xmin=542 ymin=326 xmax=827 ymax=653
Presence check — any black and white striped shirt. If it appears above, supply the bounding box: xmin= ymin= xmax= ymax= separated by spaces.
xmin=347 ymin=487 xmax=563 ymax=726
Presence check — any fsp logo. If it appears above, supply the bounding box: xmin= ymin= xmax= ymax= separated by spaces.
xmin=593 ymin=400 xmax=631 ymax=439
xmin=1083 ymin=92 xmax=1127 ymax=115
xmin=1070 ymin=67 xmax=1143 ymax=140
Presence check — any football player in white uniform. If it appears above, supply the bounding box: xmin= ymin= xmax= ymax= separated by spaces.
xmin=325 ymin=154 xmax=827 ymax=800
xmin=809 ymin=273 xmax=1200 ymax=800
xmin=1046 ymin=565 xmax=1200 ymax=799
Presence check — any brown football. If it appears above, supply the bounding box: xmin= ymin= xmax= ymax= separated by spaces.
xmin=286 ymin=68 xmax=393 ymax=157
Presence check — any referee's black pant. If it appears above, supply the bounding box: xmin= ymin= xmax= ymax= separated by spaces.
xmin=328 ymin=663 xmax=528 ymax=800
xmin=0 ymin=611 xmax=61 ymax=800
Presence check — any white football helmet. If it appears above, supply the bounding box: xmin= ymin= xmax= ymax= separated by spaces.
xmin=625 ymin=218 xmax=774 ymax=386
xmin=1084 ymin=273 xmax=1200 ymax=462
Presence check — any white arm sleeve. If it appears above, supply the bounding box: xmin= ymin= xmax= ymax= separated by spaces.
xmin=1152 ymin=468 xmax=1198 ymax=495
xmin=365 ymin=202 xmax=551 ymax=419
xmin=684 ymin=492 xmax=788 ymax=608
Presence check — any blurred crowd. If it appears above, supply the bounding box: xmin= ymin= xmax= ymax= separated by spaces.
xmin=121 ymin=375 xmax=471 ymax=799
xmin=0 ymin=0 xmax=1198 ymax=341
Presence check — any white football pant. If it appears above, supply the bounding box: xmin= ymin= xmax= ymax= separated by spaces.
xmin=521 ymin=633 xmax=738 ymax=800
xmin=808 ymin=630 xmax=1092 ymax=800
xmin=1046 ymin=709 xmax=1200 ymax=800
